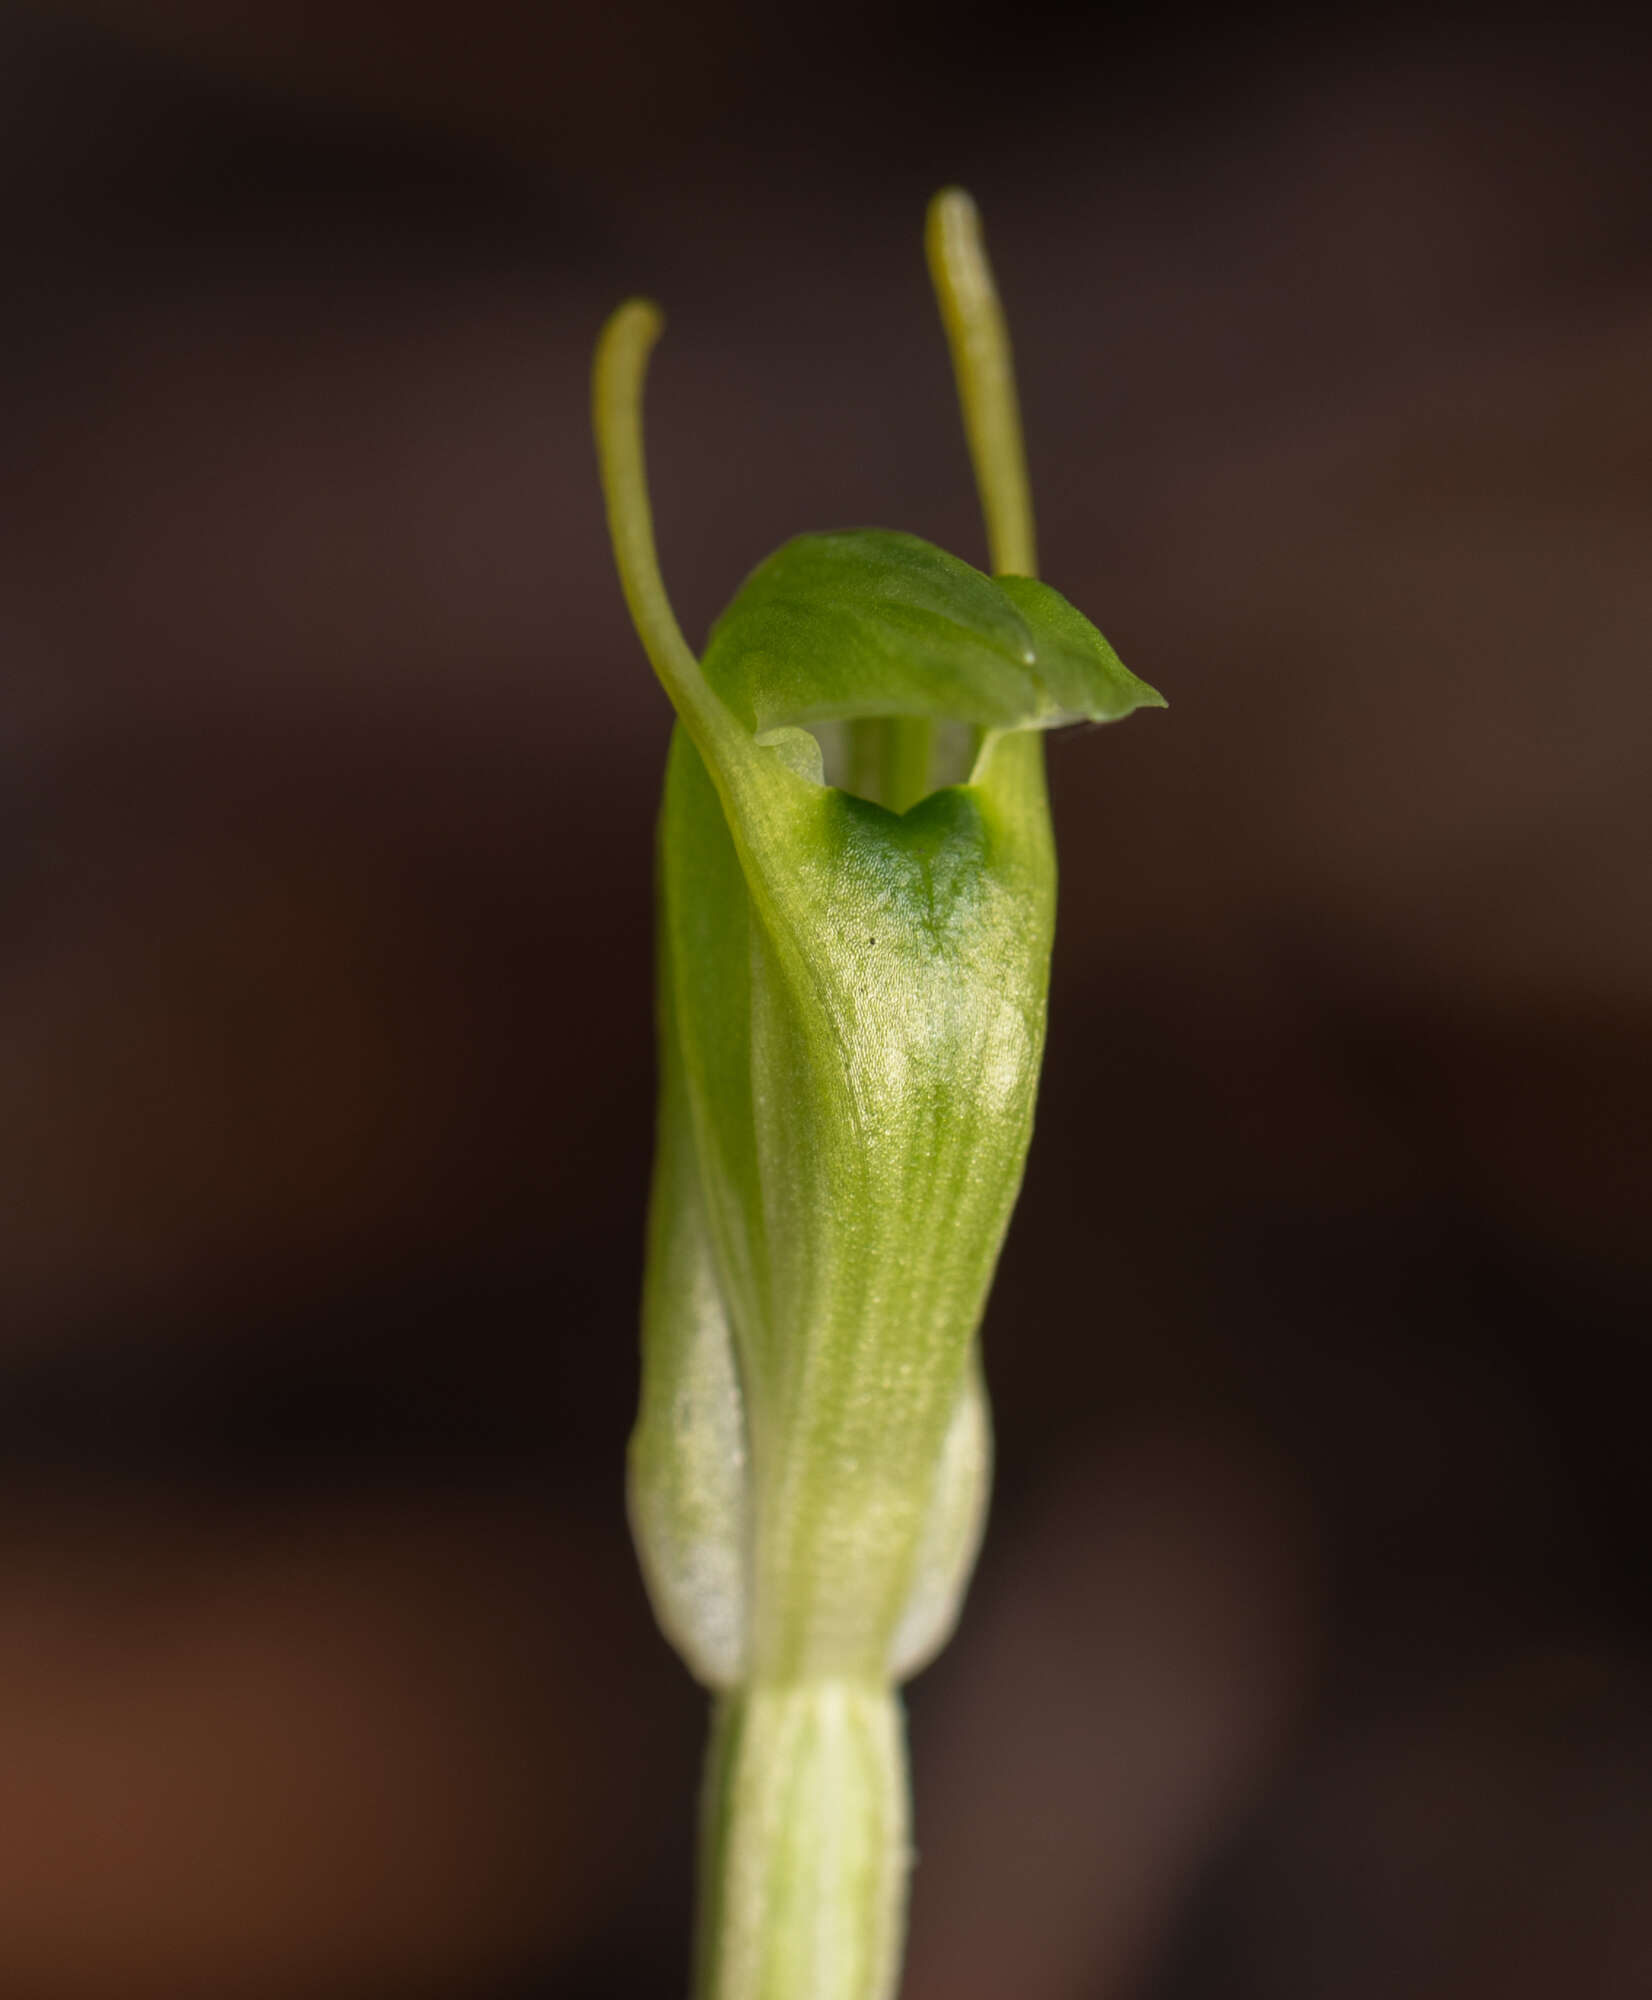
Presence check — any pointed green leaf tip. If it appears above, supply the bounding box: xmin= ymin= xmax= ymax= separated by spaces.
xmin=703 ymin=527 xmax=1163 ymax=742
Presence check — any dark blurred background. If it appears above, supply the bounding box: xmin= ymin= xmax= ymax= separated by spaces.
xmin=2 ymin=2 xmax=1650 ymax=1994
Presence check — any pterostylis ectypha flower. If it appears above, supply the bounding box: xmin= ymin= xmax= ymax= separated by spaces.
xmin=593 ymin=188 xmax=1164 ymax=2000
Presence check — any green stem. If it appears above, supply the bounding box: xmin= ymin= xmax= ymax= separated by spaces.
xmin=882 ymin=718 xmax=934 ymax=816
xmin=847 ymin=717 xmax=934 ymax=815
xmin=697 ymin=1684 xmax=909 ymax=2000
xmin=593 ymin=300 xmax=751 ymax=772
xmin=924 ymin=189 xmax=1039 ymax=581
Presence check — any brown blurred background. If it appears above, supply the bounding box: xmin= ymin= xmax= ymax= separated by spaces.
xmin=2 ymin=3 xmax=1650 ymax=1994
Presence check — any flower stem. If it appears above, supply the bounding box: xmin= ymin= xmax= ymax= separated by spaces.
xmin=697 ymin=1684 xmax=909 ymax=2000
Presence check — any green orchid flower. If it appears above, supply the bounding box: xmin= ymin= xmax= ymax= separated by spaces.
xmin=593 ymin=189 xmax=1163 ymax=2000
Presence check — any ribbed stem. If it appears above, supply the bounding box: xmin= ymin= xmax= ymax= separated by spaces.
xmin=696 ymin=1684 xmax=909 ymax=2000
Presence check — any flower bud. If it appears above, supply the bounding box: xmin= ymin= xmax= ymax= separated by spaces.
xmin=593 ymin=191 xmax=1163 ymax=2000
xmin=597 ymin=319 xmax=1162 ymax=1691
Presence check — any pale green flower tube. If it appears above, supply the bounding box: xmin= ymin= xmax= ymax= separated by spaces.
xmin=593 ymin=190 xmax=1162 ymax=2000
